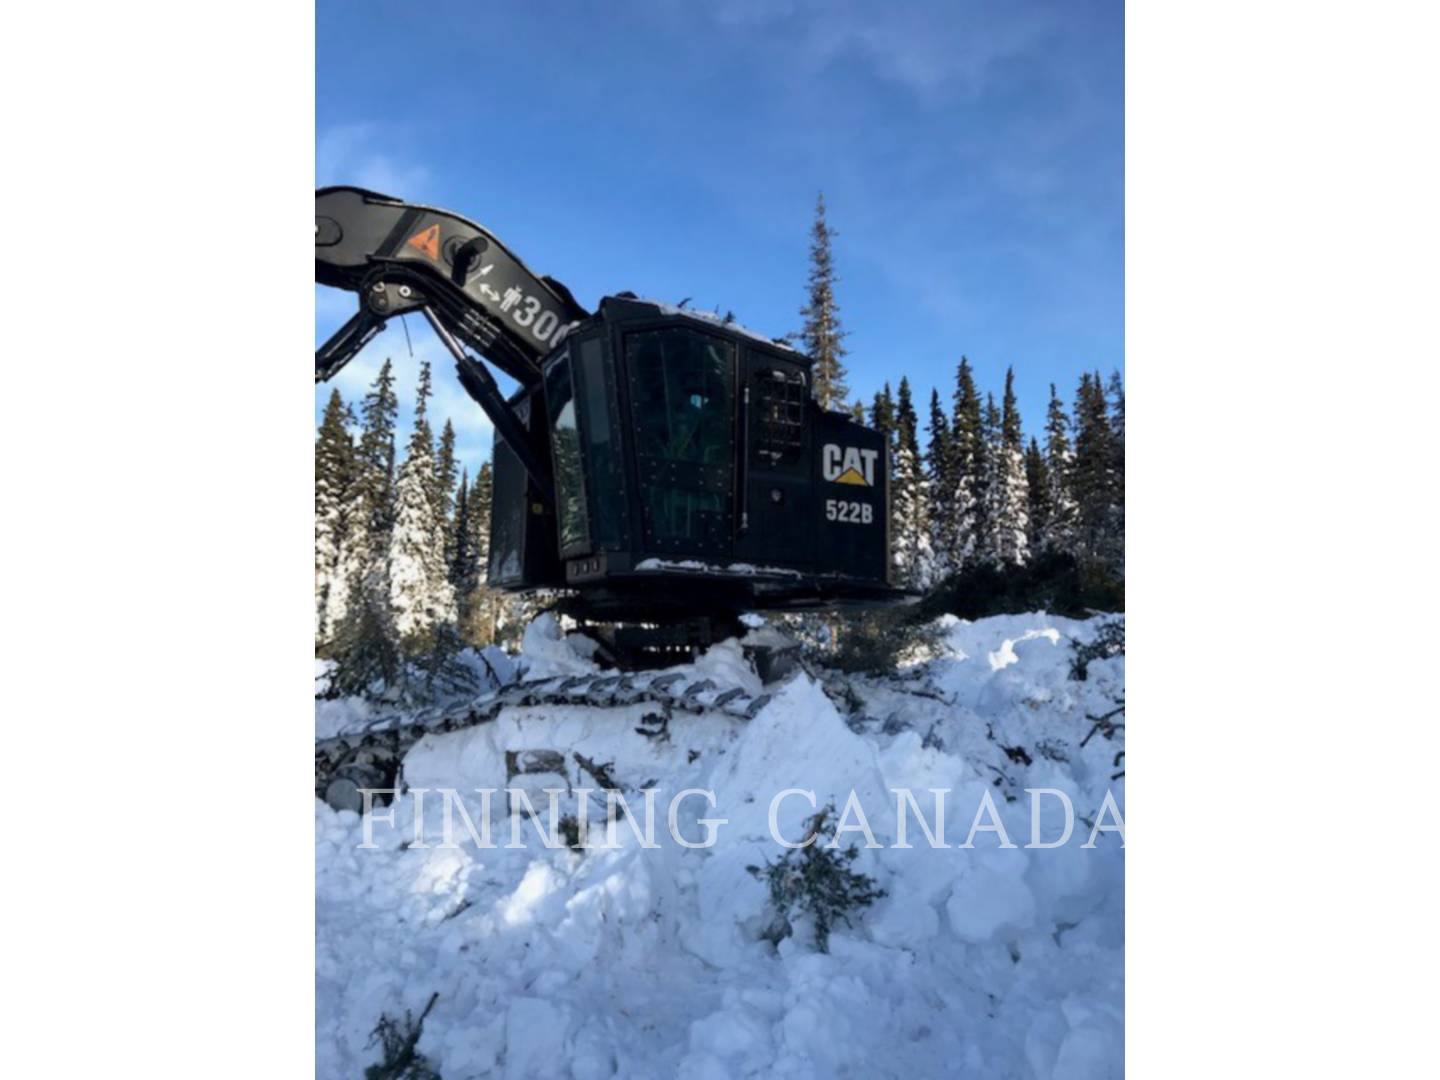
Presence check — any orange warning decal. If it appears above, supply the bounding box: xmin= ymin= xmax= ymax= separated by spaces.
xmin=406 ymin=224 xmax=440 ymax=261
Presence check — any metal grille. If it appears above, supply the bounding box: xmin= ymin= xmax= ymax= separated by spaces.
xmin=753 ymin=368 xmax=806 ymax=466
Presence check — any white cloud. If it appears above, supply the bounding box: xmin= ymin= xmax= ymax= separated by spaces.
xmin=705 ymin=0 xmax=1052 ymax=101
xmin=316 ymin=123 xmax=430 ymax=197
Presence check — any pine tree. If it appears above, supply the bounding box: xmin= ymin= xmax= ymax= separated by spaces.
xmin=1106 ymin=368 xmax=1126 ymax=574
xmin=889 ymin=377 xmax=937 ymax=589
xmin=315 ymin=389 xmax=356 ymax=649
xmin=459 ymin=460 xmax=498 ymax=647
xmin=1072 ymin=372 xmax=1122 ymax=574
xmin=798 ymin=193 xmax=850 ymax=411
xmin=327 ymin=359 xmax=402 ymax=689
xmin=1025 ymin=437 xmax=1051 ymax=553
xmin=849 ymin=400 xmax=866 ymax=423
xmin=991 ymin=368 xmax=1030 ymax=566
xmin=450 ymin=470 xmax=471 ymax=593
xmin=1042 ymin=382 xmax=1079 ymax=555
xmin=869 ymin=383 xmax=895 ymax=451
xmin=976 ymin=391 xmax=1002 ymax=565
xmin=387 ymin=362 xmax=457 ymax=652
xmin=950 ymin=358 xmax=986 ymax=569
xmin=434 ymin=419 xmax=458 ymax=568
xmin=925 ymin=387 xmax=956 ymax=580
xmin=352 ymin=357 xmax=400 ymax=559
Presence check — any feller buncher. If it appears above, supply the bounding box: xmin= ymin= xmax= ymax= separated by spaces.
xmin=315 ymin=187 xmax=907 ymax=810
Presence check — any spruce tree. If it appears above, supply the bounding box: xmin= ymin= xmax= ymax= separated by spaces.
xmin=991 ymin=367 xmax=1030 ymax=566
xmin=976 ymin=390 xmax=1002 ymax=565
xmin=869 ymin=383 xmax=897 ymax=544
xmin=1043 ymin=382 xmax=1079 ymax=555
xmin=1106 ymin=368 xmax=1126 ymax=572
xmin=434 ymin=418 xmax=458 ymax=567
xmin=889 ymin=378 xmax=937 ymax=589
xmin=798 ymin=193 xmax=850 ymax=411
xmin=450 ymin=470 xmax=471 ymax=593
xmin=387 ymin=362 xmax=457 ymax=653
xmin=1025 ymin=437 xmax=1051 ymax=553
xmin=459 ymin=460 xmax=497 ymax=647
xmin=315 ymin=389 xmax=356 ymax=649
xmin=950 ymin=357 xmax=986 ymax=569
xmin=926 ymin=387 xmax=956 ymax=580
xmin=869 ymin=383 xmax=895 ymax=451
xmin=353 ymin=357 xmax=400 ymax=559
xmin=1072 ymin=372 xmax=1122 ymax=575
xmin=328 ymin=359 xmax=402 ymax=691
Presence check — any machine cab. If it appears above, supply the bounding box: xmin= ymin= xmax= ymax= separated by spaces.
xmin=489 ymin=296 xmax=893 ymax=617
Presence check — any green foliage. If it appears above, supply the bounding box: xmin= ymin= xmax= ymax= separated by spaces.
xmin=824 ymin=608 xmax=946 ymax=675
xmin=364 ymin=993 xmax=441 ymax=1080
xmin=417 ymin=624 xmax=483 ymax=699
xmin=325 ymin=581 xmax=403 ymax=699
xmin=747 ymin=805 xmax=886 ymax=953
xmin=1068 ymin=618 xmax=1125 ymax=681
xmin=921 ymin=550 xmax=1124 ymax=622
xmin=869 ymin=382 xmax=895 ymax=448
xmin=798 ymin=192 xmax=850 ymax=410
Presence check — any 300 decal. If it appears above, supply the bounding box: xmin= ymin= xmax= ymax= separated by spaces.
xmin=825 ymin=499 xmax=874 ymax=524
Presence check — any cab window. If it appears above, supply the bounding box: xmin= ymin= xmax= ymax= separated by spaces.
xmin=625 ymin=328 xmax=735 ymax=551
xmin=544 ymin=352 xmax=590 ymax=555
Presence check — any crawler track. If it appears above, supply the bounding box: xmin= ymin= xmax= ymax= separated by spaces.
xmin=316 ymin=671 xmax=775 ymax=809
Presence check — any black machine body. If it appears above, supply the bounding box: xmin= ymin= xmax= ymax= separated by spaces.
xmin=316 ymin=187 xmax=907 ymax=625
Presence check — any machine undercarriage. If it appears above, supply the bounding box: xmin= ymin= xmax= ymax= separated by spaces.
xmin=315 ymin=186 xmax=912 ymax=809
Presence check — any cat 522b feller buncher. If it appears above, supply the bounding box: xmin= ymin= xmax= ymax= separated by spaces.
xmin=315 ymin=187 xmax=907 ymax=808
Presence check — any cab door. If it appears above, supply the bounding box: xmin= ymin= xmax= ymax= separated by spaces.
xmin=624 ymin=327 xmax=737 ymax=559
xmin=735 ymin=351 xmax=814 ymax=569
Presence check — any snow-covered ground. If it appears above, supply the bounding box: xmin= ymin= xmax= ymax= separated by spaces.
xmin=316 ymin=613 xmax=1125 ymax=1079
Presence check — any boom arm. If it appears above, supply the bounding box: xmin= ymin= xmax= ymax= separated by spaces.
xmin=315 ymin=186 xmax=590 ymax=499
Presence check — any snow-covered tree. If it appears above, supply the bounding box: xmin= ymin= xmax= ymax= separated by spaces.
xmin=1106 ymin=368 xmax=1125 ymax=572
xmin=1072 ymin=372 xmax=1122 ymax=574
xmin=950 ymin=357 xmax=986 ymax=570
xmin=1042 ymin=382 xmax=1079 ymax=555
xmin=1024 ymin=436 xmax=1051 ymax=554
xmin=973 ymin=394 xmax=1008 ymax=567
xmin=890 ymin=378 xmax=937 ymax=589
xmin=322 ymin=364 xmax=400 ymax=679
xmin=458 ymin=460 xmax=501 ymax=647
xmin=990 ymin=368 xmax=1030 ymax=566
xmin=450 ymin=470 xmax=471 ymax=595
xmin=434 ymin=418 xmax=458 ymax=568
xmin=869 ymin=382 xmax=895 ymax=449
xmin=925 ymin=387 xmax=956 ymax=580
xmin=326 ymin=359 xmax=399 ymax=660
xmin=315 ymin=389 xmax=355 ymax=648
xmin=387 ymin=362 xmax=457 ymax=652
xmin=353 ymin=357 xmax=400 ymax=560
xmin=798 ymin=193 xmax=850 ymax=411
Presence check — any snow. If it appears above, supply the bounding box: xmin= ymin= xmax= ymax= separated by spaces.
xmin=634 ymin=558 xmax=805 ymax=579
xmin=317 ymin=611 xmax=1124 ymax=1078
xmin=641 ymin=298 xmax=798 ymax=353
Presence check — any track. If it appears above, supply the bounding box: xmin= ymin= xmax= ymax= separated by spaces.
xmin=316 ymin=670 xmax=777 ymax=810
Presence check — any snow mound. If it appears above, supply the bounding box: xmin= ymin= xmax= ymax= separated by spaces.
xmin=317 ymin=612 xmax=1125 ymax=1078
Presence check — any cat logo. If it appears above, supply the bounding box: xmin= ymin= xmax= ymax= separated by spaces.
xmin=822 ymin=444 xmax=878 ymax=487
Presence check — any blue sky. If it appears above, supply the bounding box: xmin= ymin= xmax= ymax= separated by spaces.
xmin=316 ymin=0 xmax=1123 ymax=473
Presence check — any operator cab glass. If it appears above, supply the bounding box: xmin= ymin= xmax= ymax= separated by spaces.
xmin=544 ymin=350 xmax=589 ymax=556
xmin=625 ymin=328 xmax=736 ymax=555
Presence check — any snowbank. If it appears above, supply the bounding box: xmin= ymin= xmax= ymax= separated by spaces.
xmin=316 ymin=613 xmax=1125 ymax=1078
